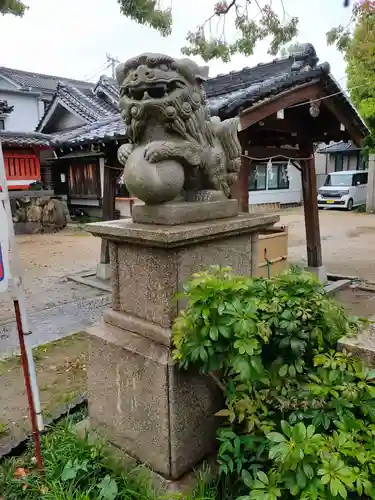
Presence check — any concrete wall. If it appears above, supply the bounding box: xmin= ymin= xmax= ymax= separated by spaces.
xmin=0 ymin=90 xmax=42 ymax=131
xmin=248 ymin=164 xmax=302 ymax=206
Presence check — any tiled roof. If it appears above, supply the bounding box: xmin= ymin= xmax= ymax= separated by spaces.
xmin=0 ymin=130 xmax=51 ymax=147
xmin=94 ymin=75 xmax=119 ymax=109
xmin=317 ymin=141 xmax=360 ymax=154
xmin=36 ymin=83 xmax=118 ymax=132
xmin=50 ymin=44 xmax=368 ymax=147
xmin=0 ymin=66 xmax=94 ymax=93
xmin=52 ymin=116 xmax=125 ymax=146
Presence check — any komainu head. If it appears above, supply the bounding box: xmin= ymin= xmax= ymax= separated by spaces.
xmin=116 ymin=53 xmax=213 ymax=144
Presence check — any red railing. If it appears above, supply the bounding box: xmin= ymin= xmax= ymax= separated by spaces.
xmin=4 ymin=149 xmax=41 ymax=190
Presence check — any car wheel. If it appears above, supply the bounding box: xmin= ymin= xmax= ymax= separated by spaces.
xmin=347 ymin=198 xmax=354 ymax=211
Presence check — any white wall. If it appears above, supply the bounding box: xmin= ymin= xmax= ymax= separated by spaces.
xmin=0 ymin=90 xmax=41 ymax=131
xmin=248 ymin=164 xmax=302 ymax=206
xmin=314 ymin=151 xmax=327 ymax=175
xmin=0 ymin=76 xmax=18 ymax=91
xmin=42 ymin=106 xmax=86 ymax=133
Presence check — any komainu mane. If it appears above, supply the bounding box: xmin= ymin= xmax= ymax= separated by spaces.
xmin=116 ymin=53 xmax=241 ymax=204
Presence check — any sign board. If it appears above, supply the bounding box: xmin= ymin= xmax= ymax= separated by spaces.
xmin=0 ymin=194 xmax=9 ymax=293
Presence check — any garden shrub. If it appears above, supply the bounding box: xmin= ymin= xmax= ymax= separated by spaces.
xmin=172 ymin=266 xmax=374 ymax=499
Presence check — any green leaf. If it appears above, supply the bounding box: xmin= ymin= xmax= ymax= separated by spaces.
xmin=209 ymin=326 xmax=219 ymax=340
xmin=257 ymin=470 xmax=269 ymax=485
xmin=279 ymin=364 xmax=288 ymax=377
xmin=241 ymin=469 xmax=253 ymax=488
xmin=98 ymin=475 xmax=118 ymax=500
xmin=289 ymin=364 xmax=296 ymax=377
xmin=218 ymin=325 xmax=230 ymax=338
xmin=303 ymin=463 xmax=314 ymax=479
xmin=251 ymin=356 xmax=263 ymax=374
xmin=215 ymin=409 xmax=232 ymax=417
xmin=61 ymin=460 xmax=76 ymax=481
xmin=281 ymin=420 xmax=292 ymax=438
xmin=266 ymin=432 xmax=286 ymax=443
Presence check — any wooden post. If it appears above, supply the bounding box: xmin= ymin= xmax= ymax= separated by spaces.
xmin=99 ymin=162 xmax=117 ymax=266
xmin=301 ymin=152 xmax=323 ymax=270
xmin=366 ymin=153 xmax=375 ymax=212
xmin=232 ymin=157 xmax=251 ymax=213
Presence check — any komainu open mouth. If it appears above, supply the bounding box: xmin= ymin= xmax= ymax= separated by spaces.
xmin=121 ymin=80 xmax=185 ymax=101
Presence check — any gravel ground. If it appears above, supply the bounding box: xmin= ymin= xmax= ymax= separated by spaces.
xmin=1 ymin=228 xmax=103 ymax=324
xmin=280 ymin=208 xmax=375 ymax=281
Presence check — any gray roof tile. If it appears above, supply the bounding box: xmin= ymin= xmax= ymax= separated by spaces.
xmin=36 ymin=83 xmax=118 ymax=132
xmin=0 ymin=66 xmax=94 ymax=92
xmin=52 ymin=116 xmax=125 ymax=146
xmin=317 ymin=141 xmax=360 ymax=153
xmin=0 ymin=130 xmax=51 ymax=147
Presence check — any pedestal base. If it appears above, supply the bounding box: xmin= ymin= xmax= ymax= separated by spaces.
xmin=86 ymin=320 xmax=222 ymax=480
xmin=96 ymin=262 xmax=112 ymax=281
xmin=85 ymin=212 xmax=279 ymax=481
xmin=307 ymin=265 xmax=327 ymax=283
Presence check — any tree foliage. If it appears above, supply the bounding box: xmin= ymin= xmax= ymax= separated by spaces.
xmin=117 ymin=0 xmax=298 ymax=62
xmin=173 ymin=266 xmax=373 ymax=499
xmin=0 ymin=0 xmax=28 ymax=16
xmin=327 ymin=1 xmax=375 ymax=149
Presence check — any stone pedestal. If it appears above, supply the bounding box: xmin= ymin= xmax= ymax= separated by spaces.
xmin=85 ymin=211 xmax=279 ymax=481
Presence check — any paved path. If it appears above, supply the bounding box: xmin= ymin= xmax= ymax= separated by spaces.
xmin=280 ymin=209 xmax=375 ymax=281
xmin=0 ymin=294 xmax=110 ymax=359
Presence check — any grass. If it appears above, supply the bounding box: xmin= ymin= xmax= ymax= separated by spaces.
xmin=0 ymin=333 xmax=88 ymax=456
xmin=0 ymin=413 xmax=230 ymax=500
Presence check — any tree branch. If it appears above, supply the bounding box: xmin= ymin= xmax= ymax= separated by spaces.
xmin=208 ymin=372 xmax=226 ymax=393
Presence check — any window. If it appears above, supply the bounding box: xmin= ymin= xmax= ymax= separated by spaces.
xmin=267 ymin=164 xmax=290 ymax=190
xmin=249 ymin=163 xmax=290 ymax=191
xmin=0 ymin=120 xmax=4 ymax=130
xmin=334 ymin=155 xmax=344 ymax=172
xmin=249 ymin=165 xmax=266 ymax=191
xmin=357 ymin=153 xmax=366 ymax=170
xmin=353 ymin=172 xmax=368 ymax=185
xmin=324 ymin=174 xmax=352 ymax=187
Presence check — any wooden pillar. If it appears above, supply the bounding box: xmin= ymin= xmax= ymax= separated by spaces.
xmin=301 ymin=151 xmax=323 ymax=269
xmin=232 ymin=156 xmax=251 ymax=213
xmin=366 ymin=153 xmax=375 ymax=212
xmin=100 ymin=162 xmax=117 ymax=265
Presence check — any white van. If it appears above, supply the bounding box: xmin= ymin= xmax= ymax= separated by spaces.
xmin=317 ymin=170 xmax=368 ymax=211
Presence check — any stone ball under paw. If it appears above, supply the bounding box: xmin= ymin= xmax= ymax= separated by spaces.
xmin=124 ymin=146 xmax=185 ymax=204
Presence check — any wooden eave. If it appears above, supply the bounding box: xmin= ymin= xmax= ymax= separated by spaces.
xmin=237 ymin=78 xmax=366 ymax=148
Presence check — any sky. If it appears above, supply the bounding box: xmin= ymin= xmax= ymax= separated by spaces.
xmin=0 ymin=0 xmax=353 ymax=86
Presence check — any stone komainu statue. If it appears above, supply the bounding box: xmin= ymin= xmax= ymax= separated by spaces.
xmin=116 ymin=53 xmax=241 ymax=205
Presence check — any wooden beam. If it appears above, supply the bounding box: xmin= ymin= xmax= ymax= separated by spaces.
xmin=243 ymin=147 xmax=309 ymax=161
xmin=239 ymin=82 xmax=321 ymax=131
xmin=301 ymin=151 xmax=322 ymax=269
xmin=100 ymin=161 xmax=118 ymax=265
xmin=322 ymin=97 xmax=363 ymax=148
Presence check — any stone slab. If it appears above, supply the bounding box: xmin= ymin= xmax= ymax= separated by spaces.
xmin=86 ymin=321 xmax=222 ymax=479
xmin=86 ymin=213 xmax=280 ymax=248
xmin=324 ymin=279 xmax=351 ymax=295
xmin=96 ymin=263 xmax=112 ymax=281
xmin=132 ymin=199 xmax=239 ymax=225
xmin=66 ymin=271 xmax=112 ymax=293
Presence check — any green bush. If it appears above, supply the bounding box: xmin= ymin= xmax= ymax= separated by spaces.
xmin=173 ymin=266 xmax=374 ymax=499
